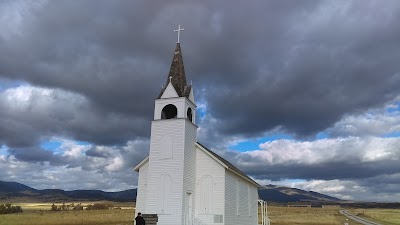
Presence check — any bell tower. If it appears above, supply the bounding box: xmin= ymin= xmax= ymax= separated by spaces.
xmin=143 ymin=41 xmax=198 ymax=225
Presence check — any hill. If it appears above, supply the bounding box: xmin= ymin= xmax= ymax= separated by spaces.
xmin=0 ymin=180 xmax=340 ymax=203
xmin=258 ymin=184 xmax=341 ymax=203
xmin=0 ymin=181 xmax=136 ymax=202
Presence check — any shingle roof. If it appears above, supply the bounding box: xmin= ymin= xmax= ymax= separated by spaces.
xmin=196 ymin=142 xmax=260 ymax=187
xmin=158 ymin=43 xmax=190 ymax=98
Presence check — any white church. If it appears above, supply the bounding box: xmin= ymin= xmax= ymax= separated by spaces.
xmin=134 ymin=28 xmax=269 ymax=225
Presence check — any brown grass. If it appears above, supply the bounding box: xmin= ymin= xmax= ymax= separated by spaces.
xmin=0 ymin=202 xmax=135 ymax=225
xmin=2 ymin=202 xmax=398 ymax=225
xmin=349 ymin=208 xmax=400 ymax=225
xmin=268 ymin=206 xmax=361 ymax=225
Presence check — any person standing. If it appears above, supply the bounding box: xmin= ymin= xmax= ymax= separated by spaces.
xmin=135 ymin=212 xmax=145 ymax=225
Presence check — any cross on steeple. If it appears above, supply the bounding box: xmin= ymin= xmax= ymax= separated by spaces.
xmin=174 ymin=25 xmax=184 ymax=43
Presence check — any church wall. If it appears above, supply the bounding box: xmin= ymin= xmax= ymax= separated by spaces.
xmin=145 ymin=119 xmax=186 ymax=225
xmin=195 ymin=147 xmax=225 ymax=224
xmin=225 ymin=171 xmax=258 ymax=225
xmin=135 ymin=161 xmax=149 ymax=219
xmin=182 ymin=120 xmax=198 ymax=224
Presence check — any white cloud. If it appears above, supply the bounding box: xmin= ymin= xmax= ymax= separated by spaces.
xmin=327 ymin=103 xmax=400 ymax=137
xmin=60 ymin=139 xmax=90 ymax=158
xmin=249 ymin=137 xmax=400 ymax=165
xmin=105 ymin=156 xmax=124 ymax=172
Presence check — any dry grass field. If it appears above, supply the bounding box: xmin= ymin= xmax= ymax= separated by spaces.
xmin=267 ymin=206 xmax=361 ymax=225
xmin=349 ymin=208 xmax=400 ymax=225
xmin=0 ymin=202 xmax=135 ymax=225
xmin=1 ymin=202 xmax=399 ymax=225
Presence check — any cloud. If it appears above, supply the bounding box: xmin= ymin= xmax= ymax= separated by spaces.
xmin=8 ymin=147 xmax=56 ymax=164
xmin=0 ymin=0 xmax=399 ymax=142
xmin=267 ymin=175 xmax=400 ymax=202
xmin=0 ymin=138 xmax=149 ymax=191
xmin=220 ymin=137 xmax=400 ymax=181
xmin=327 ymin=107 xmax=400 ymax=137
xmin=1 ymin=0 xmax=400 ymax=201
xmin=0 ymin=85 xmax=147 ymax=147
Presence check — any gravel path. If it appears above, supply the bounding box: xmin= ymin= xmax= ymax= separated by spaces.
xmin=339 ymin=210 xmax=382 ymax=225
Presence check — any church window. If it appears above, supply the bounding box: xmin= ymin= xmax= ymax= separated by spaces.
xmin=187 ymin=108 xmax=193 ymax=122
xmin=161 ymin=104 xmax=177 ymax=119
xmin=157 ymin=174 xmax=172 ymax=214
xmin=200 ymin=175 xmax=214 ymax=214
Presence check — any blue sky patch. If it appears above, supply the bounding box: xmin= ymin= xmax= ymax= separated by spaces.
xmin=0 ymin=145 xmax=8 ymax=156
xmin=387 ymin=102 xmax=400 ymax=113
xmin=383 ymin=132 xmax=400 ymax=138
xmin=316 ymin=132 xmax=329 ymax=139
xmin=40 ymin=141 xmax=62 ymax=151
xmin=0 ymin=79 xmax=27 ymax=92
xmin=230 ymin=134 xmax=293 ymax=152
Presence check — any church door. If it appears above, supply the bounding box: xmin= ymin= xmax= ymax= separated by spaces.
xmin=185 ymin=192 xmax=193 ymax=225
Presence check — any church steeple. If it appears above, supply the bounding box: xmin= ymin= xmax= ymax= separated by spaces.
xmin=158 ymin=43 xmax=192 ymax=98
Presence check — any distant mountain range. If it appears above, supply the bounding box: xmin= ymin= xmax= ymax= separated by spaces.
xmin=0 ymin=180 xmax=339 ymax=203
xmin=258 ymin=184 xmax=340 ymax=203
xmin=0 ymin=181 xmax=136 ymax=202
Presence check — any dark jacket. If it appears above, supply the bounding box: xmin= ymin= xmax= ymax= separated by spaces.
xmin=135 ymin=215 xmax=145 ymax=225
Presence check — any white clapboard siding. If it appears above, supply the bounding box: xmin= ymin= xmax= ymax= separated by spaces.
xmin=181 ymin=119 xmax=198 ymax=224
xmin=195 ymin=146 xmax=225 ymax=224
xmin=135 ymin=161 xmax=148 ymax=217
xmin=225 ymin=171 xmax=258 ymax=225
xmin=145 ymin=119 xmax=186 ymax=225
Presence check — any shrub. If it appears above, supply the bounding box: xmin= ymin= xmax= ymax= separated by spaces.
xmin=0 ymin=204 xmax=23 ymax=214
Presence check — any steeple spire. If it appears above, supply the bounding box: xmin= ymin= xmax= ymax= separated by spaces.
xmin=159 ymin=43 xmax=191 ymax=98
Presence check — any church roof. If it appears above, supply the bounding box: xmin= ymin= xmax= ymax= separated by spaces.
xmin=158 ymin=43 xmax=191 ymax=98
xmin=196 ymin=142 xmax=260 ymax=187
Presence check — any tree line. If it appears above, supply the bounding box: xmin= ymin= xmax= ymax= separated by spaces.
xmin=0 ymin=204 xmax=23 ymax=214
xmin=51 ymin=203 xmax=114 ymax=211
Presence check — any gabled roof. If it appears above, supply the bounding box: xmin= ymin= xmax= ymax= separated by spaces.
xmin=133 ymin=156 xmax=148 ymax=172
xmin=196 ymin=142 xmax=260 ymax=187
xmin=158 ymin=43 xmax=191 ymax=98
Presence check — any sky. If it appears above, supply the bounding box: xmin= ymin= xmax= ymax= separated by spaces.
xmin=0 ymin=0 xmax=399 ymax=202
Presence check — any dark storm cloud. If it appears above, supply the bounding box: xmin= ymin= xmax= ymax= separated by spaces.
xmin=200 ymin=1 xmax=400 ymax=138
xmin=0 ymin=86 xmax=147 ymax=147
xmin=85 ymin=147 xmax=111 ymax=158
xmin=7 ymin=146 xmax=65 ymax=165
xmin=8 ymin=147 xmax=53 ymax=163
xmin=1 ymin=0 xmax=399 ymax=149
xmin=245 ymin=160 xmax=400 ymax=181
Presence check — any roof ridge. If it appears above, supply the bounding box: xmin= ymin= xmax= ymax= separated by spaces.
xmin=196 ymin=142 xmax=260 ymax=187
